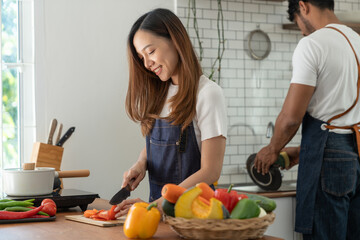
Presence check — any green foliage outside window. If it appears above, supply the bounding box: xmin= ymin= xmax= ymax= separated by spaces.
xmin=2 ymin=0 xmax=19 ymax=168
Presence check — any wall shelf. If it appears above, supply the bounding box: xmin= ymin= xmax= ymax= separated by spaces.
xmin=282 ymin=23 xmax=360 ymax=34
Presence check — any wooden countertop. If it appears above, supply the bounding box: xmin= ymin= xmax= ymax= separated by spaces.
xmin=246 ymin=191 xmax=296 ymax=198
xmin=0 ymin=198 xmax=284 ymax=240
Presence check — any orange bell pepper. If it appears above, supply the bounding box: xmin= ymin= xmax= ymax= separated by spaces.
xmin=123 ymin=202 xmax=161 ymax=239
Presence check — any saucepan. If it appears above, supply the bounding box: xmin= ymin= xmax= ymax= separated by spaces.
xmin=2 ymin=163 xmax=90 ymax=196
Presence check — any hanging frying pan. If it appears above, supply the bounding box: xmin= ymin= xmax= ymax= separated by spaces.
xmin=246 ymin=152 xmax=290 ymax=191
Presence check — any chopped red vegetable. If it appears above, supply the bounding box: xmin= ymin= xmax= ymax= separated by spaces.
xmin=85 ymin=205 xmax=117 ymax=221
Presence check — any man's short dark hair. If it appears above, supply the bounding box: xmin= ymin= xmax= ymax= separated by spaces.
xmin=288 ymin=0 xmax=334 ymax=22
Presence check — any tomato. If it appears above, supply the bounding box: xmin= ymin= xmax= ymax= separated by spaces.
xmin=42 ymin=199 xmax=56 ymax=206
xmin=41 ymin=198 xmax=57 ymax=216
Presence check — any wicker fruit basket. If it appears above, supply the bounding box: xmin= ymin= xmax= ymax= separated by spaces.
xmin=164 ymin=212 xmax=275 ymax=240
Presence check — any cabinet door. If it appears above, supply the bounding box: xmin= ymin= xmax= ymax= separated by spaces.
xmin=264 ymin=197 xmax=294 ymax=240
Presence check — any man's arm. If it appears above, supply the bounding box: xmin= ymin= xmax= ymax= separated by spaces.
xmin=254 ymin=83 xmax=315 ymax=174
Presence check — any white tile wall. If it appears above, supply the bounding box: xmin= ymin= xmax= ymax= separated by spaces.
xmin=177 ymin=0 xmax=360 ymax=185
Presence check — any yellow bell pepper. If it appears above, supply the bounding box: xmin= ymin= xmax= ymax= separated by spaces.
xmin=123 ymin=202 xmax=161 ymax=239
xmin=175 ymin=186 xmax=224 ymax=219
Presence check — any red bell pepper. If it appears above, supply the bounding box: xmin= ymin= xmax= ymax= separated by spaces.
xmin=214 ymin=184 xmax=248 ymax=213
xmin=0 ymin=205 xmax=44 ymax=220
xmin=89 ymin=205 xmax=117 ymax=221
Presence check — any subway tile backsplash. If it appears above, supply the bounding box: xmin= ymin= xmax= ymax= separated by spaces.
xmin=177 ymin=0 xmax=360 ymax=185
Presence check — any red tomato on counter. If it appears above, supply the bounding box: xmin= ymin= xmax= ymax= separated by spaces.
xmin=41 ymin=199 xmax=57 ymax=216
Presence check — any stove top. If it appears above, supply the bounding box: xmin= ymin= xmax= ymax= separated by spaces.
xmin=1 ymin=189 xmax=100 ymax=211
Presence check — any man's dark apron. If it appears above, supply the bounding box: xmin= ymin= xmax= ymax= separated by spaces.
xmin=146 ymin=119 xmax=201 ymax=202
xmin=295 ymin=26 xmax=360 ymax=234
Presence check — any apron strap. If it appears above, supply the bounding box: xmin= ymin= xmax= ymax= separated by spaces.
xmin=326 ymin=122 xmax=360 ymax=155
xmin=324 ymin=26 xmax=360 ymax=155
xmin=325 ymin=27 xmax=360 ymax=123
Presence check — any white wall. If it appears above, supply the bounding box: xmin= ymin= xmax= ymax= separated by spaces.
xmin=34 ymin=0 xmax=175 ymax=201
xmin=33 ymin=0 xmax=360 ymax=201
xmin=177 ymin=0 xmax=360 ymax=185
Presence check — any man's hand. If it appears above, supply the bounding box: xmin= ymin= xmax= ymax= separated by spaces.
xmin=281 ymin=146 xmax=300 ymax=170
xmin=254 ymin=145 xmax=279 ymax=175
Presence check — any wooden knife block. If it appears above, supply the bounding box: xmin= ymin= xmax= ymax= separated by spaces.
xmin=30 ymin=142 xmax=64 ymax=171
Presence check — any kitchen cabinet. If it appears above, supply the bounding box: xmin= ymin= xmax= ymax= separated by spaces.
xmin=264 ymin=196 xmax=302 ymax=240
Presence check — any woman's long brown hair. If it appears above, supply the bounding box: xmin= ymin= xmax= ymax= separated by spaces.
xmin=125 ymin=8 xmax=202 ymax=136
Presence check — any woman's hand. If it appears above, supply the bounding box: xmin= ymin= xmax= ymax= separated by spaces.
xmin=114 ymin=198 xmax=144 ymax=218
xmin=122 ymin=147 xmax=147 ymax=190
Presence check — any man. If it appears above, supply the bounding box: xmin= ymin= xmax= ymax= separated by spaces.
xmin=254 ymin=0 xmax=360 ymax=239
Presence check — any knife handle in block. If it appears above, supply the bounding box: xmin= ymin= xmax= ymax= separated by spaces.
xmin=47 ymin=119 xmax=58 ymax=145
xmin=55 ymin=123 xmax=63 ymax=145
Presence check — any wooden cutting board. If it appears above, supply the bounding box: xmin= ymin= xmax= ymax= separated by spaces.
xmin=65 ymin=215 xmax=126 ymax=227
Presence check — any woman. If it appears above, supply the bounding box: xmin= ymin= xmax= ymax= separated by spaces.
xmin=115 ymin=8 xmax=227 ymax=217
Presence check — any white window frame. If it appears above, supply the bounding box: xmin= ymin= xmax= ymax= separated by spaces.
xmin=1 ymin=0 xmax=35 ymax=170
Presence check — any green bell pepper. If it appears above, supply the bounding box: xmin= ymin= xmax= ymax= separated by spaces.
xmin=230 ymin=198 xmax=260 ymax=219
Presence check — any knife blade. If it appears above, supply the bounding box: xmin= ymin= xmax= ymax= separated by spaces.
xmin=47 ymin=119 xmax=58 ymax=145
xmin=56 ymin=127 xmax=75 ymax=147
xmin=109 ymin=178 xmax=135 ymax=205
xmin=109 ymin=184 xmax=132 ymax=205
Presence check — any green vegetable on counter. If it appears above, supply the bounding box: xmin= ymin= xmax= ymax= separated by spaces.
xmin=230 ymin=198 xmax=260 ymax=219
xmin=0 ymin=200 xmax=34 ymax=210
xmin=245 ymin=193 xmax=277 ymax=212
xmin=162 ymin=199 xmax=175 ymax=217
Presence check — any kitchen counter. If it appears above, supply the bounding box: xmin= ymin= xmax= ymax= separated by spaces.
xmin=218 ymin=181 xmax=297 ymax=198
xmin=0 ymin=198 xmax=284 ymax=240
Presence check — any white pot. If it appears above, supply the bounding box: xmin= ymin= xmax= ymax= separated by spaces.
xmin=3 ymin=167 xmax=55 ymax=196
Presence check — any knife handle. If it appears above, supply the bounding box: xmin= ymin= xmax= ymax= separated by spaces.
xmin=47 ymin=119 xmax=58 ymax=145
xmin=56 ymin=169 xmax=90 ymax=178
xmin=55 ymin=123 xmax=63 ymax=144
xmin=56 ymin=127 xmax=75 ymax=147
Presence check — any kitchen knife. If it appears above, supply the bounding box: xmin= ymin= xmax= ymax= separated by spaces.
xmin=55 ymin=123 xmax=63 ymax=144
xmin=47 ymin=119 xmax=58 ymax=145
xmin=56 ymin=127 xmax=75 ymax=147
xmin=109 ymin=179 xmax=135 ymax=205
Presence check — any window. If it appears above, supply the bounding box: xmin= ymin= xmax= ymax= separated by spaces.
xmin=1 ymin=0 xmax=35 ymax=170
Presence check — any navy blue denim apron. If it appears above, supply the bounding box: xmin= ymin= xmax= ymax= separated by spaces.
xmin=146 ymin=119 xmax=201 ymax=202
xmin=296 ymin=26 xmax=360 ymax=235
xmin=295 ymin=113 xmax=329 ymax=234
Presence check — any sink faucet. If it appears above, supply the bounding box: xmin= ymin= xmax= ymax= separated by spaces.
xmin=266 ymin=122 xmax=274 ymax=138
xmin=228 ymin=122 xmax=256 ymax=136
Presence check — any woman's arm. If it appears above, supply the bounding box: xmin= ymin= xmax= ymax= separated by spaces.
xmin=150 ymin=135 xmax=225 ymax=216
xmin=178 ymin=135 xmax=226 ymax=188
xmin=114 ymin=146 xmax=147 ymax=217
xmin=122 ymin=146 xmax=147 ymax=190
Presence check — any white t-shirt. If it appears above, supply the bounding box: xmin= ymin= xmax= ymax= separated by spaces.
xmin=291 ymin=24 xmax=360 ymax=130
xmin=159 ymin=75 xmax=227 ymax=150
